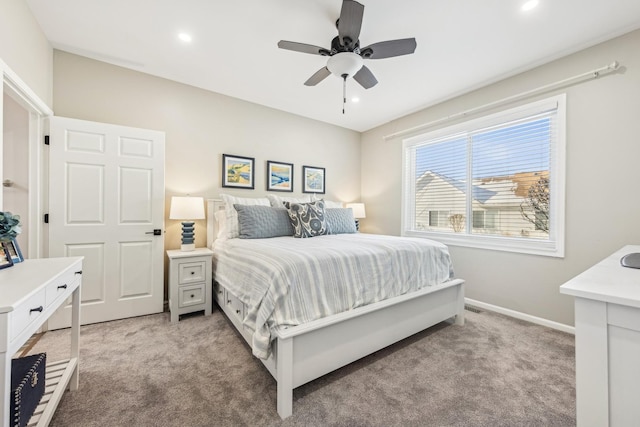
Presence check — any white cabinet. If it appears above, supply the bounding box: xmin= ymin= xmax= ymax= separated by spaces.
xmin=0 ymin=256 xmax=83 ymax=427
xmin=167 ymin=248 xmax=213 ymax=323
xmin=560 ymin=245 xmax=640 ymax=426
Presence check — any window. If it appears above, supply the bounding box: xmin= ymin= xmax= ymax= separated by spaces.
xmin=402 ymin=95 xmax=565 ymax=257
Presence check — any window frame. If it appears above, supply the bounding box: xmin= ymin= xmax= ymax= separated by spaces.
xmin=402 ymin=94 xmax=566 ymax=258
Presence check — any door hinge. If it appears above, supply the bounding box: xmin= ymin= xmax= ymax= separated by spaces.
xmin=44 ymin=213 xmax=49 ymax=224
xmin=44 ymin=135 xmax=50 ymax=145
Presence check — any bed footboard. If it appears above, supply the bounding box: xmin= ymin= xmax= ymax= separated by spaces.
xmin=273 ymin=278 xmax=465 ymax=419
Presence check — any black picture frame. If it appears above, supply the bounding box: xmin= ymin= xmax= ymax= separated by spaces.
xmin=0 ymin=244 xmax=13 ymax=269
xmin=302 ymin=165 xmax=326 ymax=194
xmin=266 ymin=161 xmax=294 ymax=192
xmin=4 ymin=239 xmax=24 ymax=263
xmin=222 ymin=154 xmax=255 ymax=189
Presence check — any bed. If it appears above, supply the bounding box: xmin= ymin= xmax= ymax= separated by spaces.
xmin=206 ymin=197 xmax=465 ymax=419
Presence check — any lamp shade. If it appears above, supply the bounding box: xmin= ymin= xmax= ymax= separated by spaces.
xmin=169 ymin=196 xmax=205 ymax=220
xmin=346 ymin=203 xmax=366 ymax=219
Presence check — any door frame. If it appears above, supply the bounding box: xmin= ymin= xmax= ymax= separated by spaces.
xmin=1 ymin=57 xmax=52 ymax=259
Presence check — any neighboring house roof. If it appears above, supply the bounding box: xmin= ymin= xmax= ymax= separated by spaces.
xmin=417 ymin=170 xmax=497 ymax=204
xmin=416 ymin=170 xmax=548 ymax=207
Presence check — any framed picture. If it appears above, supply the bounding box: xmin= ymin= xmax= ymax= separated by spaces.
xmin=267 ymin=161 xmax=294 ymax=192
xmin=0 ymin=244 xmax=13 ymax=270
xmin=302 ymin=165 xmax=326 ymax=194
xmin=222 ymin=154 xmax=255 ymax=189
xmin=4 ymin=239 xmax=24 ymax=263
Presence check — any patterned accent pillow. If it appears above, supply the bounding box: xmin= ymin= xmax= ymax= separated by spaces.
xmin=234 ymin=205 xmax=293 ymax=239
xmin=286 ymin=200 xmax=329 ymax=238
xmin=326 ymin=208 xmax=357 ymax=234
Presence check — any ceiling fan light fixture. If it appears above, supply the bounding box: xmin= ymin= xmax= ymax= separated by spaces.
xmin=327 ymin=52 xmax=363 ymax=78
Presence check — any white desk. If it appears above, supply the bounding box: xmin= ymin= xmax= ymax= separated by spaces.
xmin=0 ymin=257 xmax=83 ymax=427
xmin=560 ymin=245 xmax=640 ymax=427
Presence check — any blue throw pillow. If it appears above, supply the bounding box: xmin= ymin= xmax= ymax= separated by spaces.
xmin=326 ymin=208 xmax=357 ymax=234
xmin=234 ymin=204 xmax=294 ymax=239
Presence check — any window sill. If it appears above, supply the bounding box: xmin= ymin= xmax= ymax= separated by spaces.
xmin=403 ymin=230 xmax=564 ymax=258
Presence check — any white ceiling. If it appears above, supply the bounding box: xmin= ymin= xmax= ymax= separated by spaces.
xmin=26 ymin=0 xmax=640 ymax=132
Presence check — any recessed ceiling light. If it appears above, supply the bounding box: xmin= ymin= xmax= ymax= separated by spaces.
xmin=521 ymin=0 xmax=539 ymax=11
xmin=351 ymin=97 xmax=360 ymax=103
xmin=178 ymin=33 xmax=192 ymax=43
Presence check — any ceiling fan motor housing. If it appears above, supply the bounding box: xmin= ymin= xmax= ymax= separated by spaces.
xmin=327 ymin=52 xmax=364 ymax=78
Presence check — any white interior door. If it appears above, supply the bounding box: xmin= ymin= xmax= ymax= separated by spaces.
xmin=47 ymin=116 xmax=165 ymax=328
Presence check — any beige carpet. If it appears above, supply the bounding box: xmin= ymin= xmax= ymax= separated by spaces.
xmin=31 ymin=307 xmax=575 ymax=426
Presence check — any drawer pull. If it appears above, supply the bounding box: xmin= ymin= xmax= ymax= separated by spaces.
xmin=57 ymin=284 xmax=68 ymax=290
xmin=191 ymin=271 xmax=195 ymax=275
xmin=75 ymin=270 xmax=83 ymax=275
xmin=236 ymin=309 xmax=241 ymax=314
xmin=227 ymin=300 xmax=231 ymax=304
xmin=190 ymin=294 xmax=195 ymax=298
xmin=30 ymin=306 xmax=44 ymax=314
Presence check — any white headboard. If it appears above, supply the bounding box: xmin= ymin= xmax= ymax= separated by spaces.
xmin=206 ymin=198 xmax=225 ymax=248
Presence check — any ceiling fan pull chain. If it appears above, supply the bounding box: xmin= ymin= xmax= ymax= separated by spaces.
xmin=342 ymin=73 xmax=347 ymax=114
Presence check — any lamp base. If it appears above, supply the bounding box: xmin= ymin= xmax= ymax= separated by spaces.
xmin=180 ymin=221 xmax=196 ymax=251
xmin=180 ymin=243 xmax=196 ymax=252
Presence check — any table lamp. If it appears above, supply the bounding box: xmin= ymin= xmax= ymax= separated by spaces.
xmin=169 ymin=196 xmax=205 ymax=251
xmin=346 ymin=203 xmax=366 ymax=231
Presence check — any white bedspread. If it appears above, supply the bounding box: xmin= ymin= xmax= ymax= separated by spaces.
xmin=212 ymin=233 xmax=454 ymax=359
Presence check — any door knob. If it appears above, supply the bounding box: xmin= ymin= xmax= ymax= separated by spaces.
xmin=145 ymin=229 xmax=162 ymax=235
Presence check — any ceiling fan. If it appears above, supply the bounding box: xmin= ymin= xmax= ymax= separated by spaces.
xmin=278 ymin=0 xmax=417 ymax=111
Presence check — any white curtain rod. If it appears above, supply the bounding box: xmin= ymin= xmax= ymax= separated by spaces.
xmin=383 ymin=61 xmax=620 ymax=141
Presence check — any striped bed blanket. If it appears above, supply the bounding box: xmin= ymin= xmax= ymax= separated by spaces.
xmin=212 ymin=233 xmax=454 ymax=359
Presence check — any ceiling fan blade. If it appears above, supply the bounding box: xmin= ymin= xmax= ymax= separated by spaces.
xmin=361 ymin=38 xmax=417 ymax=59
xmin=353 ymin=65 xmax=378 ymax=89
xmin=338 ymin=0 xmax=364 ymax=48
xmin=278 ymin=40 xmax=329 ymax=56
xmin=304 ymin=67 xmax=332 ymax=86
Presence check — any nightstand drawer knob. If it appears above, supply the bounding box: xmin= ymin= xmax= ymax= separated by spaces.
xmin=191 ymin=271 xmax=195 ymax=275
xmin=236 ymin=309 xmax=241 ymax=314
xmin=190 ymin=294 xmax=195 ymax=298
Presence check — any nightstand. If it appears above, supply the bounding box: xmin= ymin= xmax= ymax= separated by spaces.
xmin=167 ymin=248 xmax=213 ymax=323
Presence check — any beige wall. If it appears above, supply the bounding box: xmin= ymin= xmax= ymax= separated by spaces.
xmin=361 ymin=29 xmax=640 ymax=327
xmin=0 ymin=0 xmax=53 ymax=106
xmin=52 ymin=50 xmax=361 ymax=292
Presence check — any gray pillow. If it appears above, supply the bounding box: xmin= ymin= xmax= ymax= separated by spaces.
xmin=233 ymin=204 xmax=293 ymax=239
xmin=326 ymin=208 xmax=357 ymax=234
xmin=286 ymin=200 xmax=329 ymax=238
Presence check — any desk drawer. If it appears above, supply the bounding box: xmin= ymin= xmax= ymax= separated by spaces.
xmin=11 ymin=289 xmax=46 ymax=341
xmin=178 ymin=261 xmax=206 ymax=285
xmin=45 ymin=270 xmax=78 ymax=308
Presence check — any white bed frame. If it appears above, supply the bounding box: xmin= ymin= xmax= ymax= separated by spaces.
xmin=206 ymin=199 xmax=465 ymax=419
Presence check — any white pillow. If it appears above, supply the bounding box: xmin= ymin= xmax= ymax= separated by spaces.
xmin=220 ymin=194 xmax=270 ymax=239
xmin=214 ymin=210 xmax=227 ymax=240
xmin=267 ymin=194 xmax=310 ymax=208
xmin=308 ymin=194 xmax=343 ymax=208
xmin=323 ymin=200 xmax=344 ymax=208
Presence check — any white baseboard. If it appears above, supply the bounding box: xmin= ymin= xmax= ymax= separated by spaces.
xmin=464 ymin=298 xmax=575 ymax=335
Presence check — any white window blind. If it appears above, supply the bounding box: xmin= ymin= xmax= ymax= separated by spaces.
xmin=402 ymin=95 xmax=565 ymax=257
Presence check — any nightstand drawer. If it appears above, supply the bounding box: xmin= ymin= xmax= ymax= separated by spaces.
xmin=178 ymin=261 xmax=206 ymax=284
xmin=11 ymin=289 xmax=47 ymax=341
xmin=178 ymin=284 xmax=205 ymax=308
